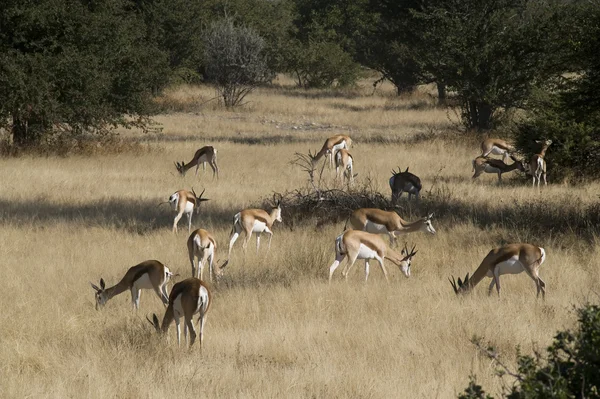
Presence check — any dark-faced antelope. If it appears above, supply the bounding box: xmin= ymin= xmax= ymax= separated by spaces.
xmin=347 ymin=208 xmax=436 ymax=245
xmin=480 ymin=138 xmax=514 ymax=162
xmin=530 ymin=140 xmax=552 ymax=188
xmin=311 ymin=134 xmax=352 ymax=168
xmin=174 ymin=146 xmax=219 ymax=179
xmin=449 ymin=243 xmax=547 ymax=298
xmin=334 ymin=148 xmax=354 ymax=185
xmin=472 ymin=154 xmax=526 ymax=182
xmin=389 ymin=167 xmax=422 ymax=202
xmin=90 ymin=260 xmax=172 ymax=310
xmin=168 ymin=188 xmax=210 ymax=234
xmin=228 ymin=197 xmax=282 ymax=256
xmin=328 ymin=230 xmax=418 ymax=283
xmin=149 ymin=277 xmax=210 ymax=348
xmin=188 ymin=229 xmax=229 ymax=281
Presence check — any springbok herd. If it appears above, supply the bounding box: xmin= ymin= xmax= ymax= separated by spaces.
xmin=90 ymin=134 xmax=550 ymax=348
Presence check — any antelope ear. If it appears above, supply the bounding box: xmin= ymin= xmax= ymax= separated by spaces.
xmin=464 ymin=273 xmax=470 ymax=284
xmin=199 ymin=198 xmax=210 ymax=202
xmin=100 ymin=278 xmax=106 ymax=290
xmin=90 ymin=282 xmax=101 ymax=292
xmin=458 ymin=277 xmax=463 ymax=286
xmin=152 ymin=314 xmax=160 ymax=329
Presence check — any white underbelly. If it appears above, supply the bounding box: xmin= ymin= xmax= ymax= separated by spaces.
xmin=173 ymin=294 xmax=184 ymax=317
xmin=364 ymin=220 xmax=389 ymax=234
xmin=132 ymin=273 xmax=153 ymax=289
xmin=332 ymin=141 xmax=347 ymax=153
xmin=357 ymin=244 xmax=378 ymax=260
xmin=184 ymin=201 xmax=195 ymax=214
xmin=487 ymin=257 xmax=524 ymax=276
xmin=490 ymin=146 xmax=507 ymax=155
xmin=252 ymin=220 xmax=267 ymax=233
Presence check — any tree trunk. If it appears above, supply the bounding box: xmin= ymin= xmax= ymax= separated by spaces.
xmin=436 ymin=82 xmax=447 ymax=106
xmin=464 ymin=101 xmax=494 ymax=130
xmin=11 ymin=112 xmax=48 ymax=147
xmin=396 ymin=84 xmax=415 ymax=96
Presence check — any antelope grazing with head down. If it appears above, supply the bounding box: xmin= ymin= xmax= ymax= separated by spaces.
xmin=228 ymin=196 xmax=283 ymax=256
xmin=530 ymin=140 xmax=553 ymax=188
xmin=168 ymin=188 xmax=209 ymax=234
xmin=187 ymin=228 xmax=229 ymax=281
xmin=472 ymin=154 xmax=526 ymax=182
xmin=449 ymin=243 xmax=547 ymax=298
xmin=90 ymin=260 xmax=172 ymax=310
xmin=480 ymin=138 xmax=515 ymax=162
xmin=328 ymin=230 xmax=418 ymax=283
xmin=174 ymin=146 xmax=219 ymax=179
xmin=311 ymin=134 xmax=352 ymax=168
xmin=149 ymin=277 xmax=210 ymax=348
xmin=389 ymin=167 xmax=422 ymax=202
xmin=347 ymin=208 xmax=436 ymax=245
xmin=334 ymin=148 xmax=354 ymax=185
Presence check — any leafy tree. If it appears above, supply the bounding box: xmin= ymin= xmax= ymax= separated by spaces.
xmin=0 ymin=0 xmax=168 ymax=147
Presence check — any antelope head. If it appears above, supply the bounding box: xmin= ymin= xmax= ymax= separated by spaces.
xmin=398 ymin=243 xmax=418 ymax=278
xmin=423 ymin=213 xmax=436 ymax=234
xmin=90 ymin=278 xmax=107 ymax=310
xmin=214 ymin=259 xmax=230 ymax=281
xmin=192 ymin=187 xmax=210 ymax=214
xmin=272 ymin=193 xmax=283 ymax=223
xmin=175 ymin=161 xmax=186 ymax=176
xmin=147 ymin=314 xmax=161 ymax=333
xmin=509 ymin=155 xmax=526 ymax=172
xmin=449 ymin=273 xmax=471 ymax=295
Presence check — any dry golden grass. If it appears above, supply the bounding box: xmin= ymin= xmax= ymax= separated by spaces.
xmin=1 ymin=80 xmax=599 ymax=398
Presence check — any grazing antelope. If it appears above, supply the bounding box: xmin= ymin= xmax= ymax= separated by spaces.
xmin=530 ymin=140 xmax=552 ymax=188
xmin=472 ymin=154 xmax=526 ymax=181
xmin=174 ymin=146 xmax=219 ymax=179
xmin=228 ymin=197 xmax=282 ymax=256
xmin=188 ymin=229 xmax=229 ymax=281
xmin=347 ymin=208 xmax=436 ymax=245
xmin=334 ymin=148 xmax=354 ymax=185
xmin=449 ymin=243 xmax=547 ymax=298
xmin=90 ymin=260 xmax=172 ymax=310
xmin=311 ymin=134 xmax=352 ymax=168
xmin=328 ymin=230 xmax=418 ymax=283
xmin=168 ymin=188 xmax=209 ymax=234
xmin=480 ymin=138 xmax=514 ymax=162
xmin=149 ymin=277 xmax=210 ymax=348
xmin=389 ymin=167 xmax=422 ymax=202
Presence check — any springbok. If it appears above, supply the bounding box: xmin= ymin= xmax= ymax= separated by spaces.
xmin=90 ymin=260 xmax=172 ymax=310
xmin=149 ymin=277 xmax=210 ymax=348
xmin=347 ymin=208 xmax=436 ymax=245
xmin=311 ymin=135 xmax=352 ymax=168
xmin=449 ymin=243 xmax=547 ymax=298
xmin=530 ymin=140 xmax=553 ymax=188
xmin=472 ymin=154 xmax=526 ymax=181
xmin=175 ymin=146 xmax=219 ymax=179
xmin=228 ymin=197 xmax=282 ymax=256
xmin=187 ymin=228 xmax=229 ymax=281
xmin=390 ymin=167 xmax=422 ymax=202
xmin=168 ymin=188 xmax=209 ymax=234
xmin=480 ymin=138 xmax=514 ymax=162
xmin=334 ymin=148 xmax=354 ymax=185
xmin=328 ymin=230 xmax=418 ymax=283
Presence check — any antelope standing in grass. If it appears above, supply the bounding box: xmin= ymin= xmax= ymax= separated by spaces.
xmin=449 ymin=243 xmax=547 ymax=298
xmin=390 ymin=167 xmax=422 ymax=202
xmin=530 ymin=140 xmax=553 ymax=188
xmin=188 ymin=229 xmax=229 ymax=281
xmin=480 ymin=138 xmax=514 ymax=162
xmin=149 ymin=277 xmax=211 ymax=348
xmin=228 ymin=197 xmax=282 ymax=256
xmin=90 ymin=260 xmax=172 ymax=310
xmin=472 ymin=154 xmax=526 ymax=181
xmin=328 ymin=230 xmax=418 ymax=283
xmin=168 ymin=188 xmax=210 ymax=234
xmin=175 ymin=146 xmax=219 ymax=179
xmin=334 ymin=148 xmax=354 ymax=185
xmin=347 ymin=209 xmax=436 ymax=245
xmin=311 ymin=134 xmax=352 ymax=168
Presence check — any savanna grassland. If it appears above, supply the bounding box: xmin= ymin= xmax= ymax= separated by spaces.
xmin=1 ymin=78 xmax=600 ymax=398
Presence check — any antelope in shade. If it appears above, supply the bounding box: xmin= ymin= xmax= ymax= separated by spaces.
xmin=328 ymin=230 xmax=418 ymax=283
xmin=174 ymin=146 xmax=219 ymax=179
xmin=311 ymin=134 xmax=352 ymax=168
xmin=480 ymin=138 xmax=515 ymax=162
xmin=187 ymin=228 xmax=229 ymax=281
xmin=530 ymin=140 xmax=553 ymax=188
xmin=148 ymin=277 xmax=211 ymax=348
xmin=334 ymin=148 xmax=354 ymax=185
xmin=472 ymin=154 xmax=526 ymax=181
xmin=347 ymin=208 xmax=436 ymax=245
xmin=90 ymin=260 xmax=172 ymax=310
xmin=449 ymin=243 xmax=547 ymax=298
xmin=168 ymin=188 xmax=209 ymax=234
xmin=389 ymin=167 xmax=422 ymax=202
xmin=228 ymin=196 xmax=282 ymax=256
